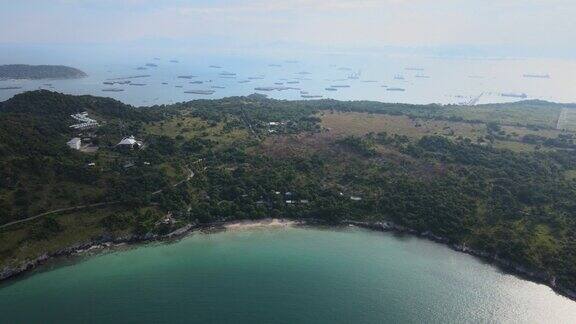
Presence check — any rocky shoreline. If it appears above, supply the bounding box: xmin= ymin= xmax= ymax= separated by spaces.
xmin=341 ymin=219 xmax=576 ymax=301
xmin=0 ymin=223 xmax=198 ymax=283
xmin=0 ymin=219 xmax=295 ymax=283
xmin=2 ymin=218 xmax=575 ymax=302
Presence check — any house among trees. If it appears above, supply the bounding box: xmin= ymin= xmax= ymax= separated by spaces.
xmin=66 ymin=137 xmax=82 ymax=150
xmin=117 ymin=135 xmax=144 ymax=149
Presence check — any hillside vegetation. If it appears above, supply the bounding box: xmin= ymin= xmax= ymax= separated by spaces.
xmin=1 ymin=91 xmax=576 ymax=295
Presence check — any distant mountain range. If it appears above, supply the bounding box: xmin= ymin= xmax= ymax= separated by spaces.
xmin=0 ymin=64 xmax=87 ymax=80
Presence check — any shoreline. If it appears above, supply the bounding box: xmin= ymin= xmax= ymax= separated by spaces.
xmin=340 ymin=220 xmax=576 ymax=301
xmin=0 ymin=218 xmax=300 ymax=285
xmin=1 ymin=217 xmax=575 ymax=301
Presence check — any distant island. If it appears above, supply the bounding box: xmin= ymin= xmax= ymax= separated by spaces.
xmin=0 ymin=64 xmax=87 ymax=80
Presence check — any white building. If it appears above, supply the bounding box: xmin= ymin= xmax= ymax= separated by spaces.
xmin=117 ymin=135 xmax=143 ymax=149
xmin=67 ymin=137 xmax=82 ymax=150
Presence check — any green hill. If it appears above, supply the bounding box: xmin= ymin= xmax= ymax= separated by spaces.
xmin=2 ymin=90 xmax=576 ymax=298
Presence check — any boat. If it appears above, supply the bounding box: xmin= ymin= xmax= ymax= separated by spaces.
xmin=129 ymin=83 xmax=146 ymax=86
xmin=189 ymin=81 xmax=203 ymax=84
xmin=415 ymin=74 xmax=430 ymax=78
xmin=0 ymin=86 xmax=21 ymax=90
xmin=405 ymin=67 xmax=424 ymax=71
xmin=209 ymin=65 xmax=222 ymax=69
xmin=238 ymin=80 xmax=250 ymax=84
xmin=523 ymin=74 xmax=550 ymax=79
xmin=301 ymin=95 xmax=322 ymax=98
xmin=177 ymin=75 xmax=196 ymax=79
xmin=501 ymin=93 xmax=527 ymax=99
xmin=255 ymin=86 xmax=299 ymax=91
xmin=108 ymin=75 xmax=150 ymax=80
xmin=219 ymin=72 xmax=236 ymax=76
xmin=325 ymin=87 xmax=337 ymax=91
xmin=145 ymin=63 xmax=158 ymax=67
xmin=387 ymin=87 xmax=405 ymax=91
xmin=255 ymin=87 xmax=276 ymax=91
xmin=330 ymin=85 xmax=350 ymax=88
xmin=101 ymin=88 xmax=124 ymax=92
xmin=184 ymin=90 xmax=215 ymax=95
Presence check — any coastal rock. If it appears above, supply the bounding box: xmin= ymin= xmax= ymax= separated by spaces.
xmin=0 ymin=223 xmax=200 ymax=283
xmin=421 ymin=231 xmax=449 ymax=243
xmin=166 ymin=224 xmax=193 ymax=238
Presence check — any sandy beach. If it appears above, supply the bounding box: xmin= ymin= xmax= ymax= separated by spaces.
xmin=224 ymin=218 xmax=298 ymax=230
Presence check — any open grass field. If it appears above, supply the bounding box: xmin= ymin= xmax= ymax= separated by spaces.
xmin=565 ymin=170 xmax=576 ymax=181
xmin=320 ymin=111 xmax=573 ymax=153
xmin=320 ymin=111 xmax=486 ymax=139
xmin=144 ymin=114 xmax=249 ymax=145
xmin=442 ymin=102 xmax=562 ymax=128
xmin=557 ymin=108 xmax=576 ymax=131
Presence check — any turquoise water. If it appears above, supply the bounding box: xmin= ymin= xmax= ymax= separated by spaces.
xmin=1 ymin=226 xmax=575 ymax=323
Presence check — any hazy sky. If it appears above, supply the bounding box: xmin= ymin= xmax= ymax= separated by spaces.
xmin=1 ymin=0 xmax=575 ymax=58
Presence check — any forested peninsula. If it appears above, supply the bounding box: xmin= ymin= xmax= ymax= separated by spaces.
xmin=1 ymin=90 xmax=576 ymax=299
xmin=0 ymin=65 xmax=87 ymax=80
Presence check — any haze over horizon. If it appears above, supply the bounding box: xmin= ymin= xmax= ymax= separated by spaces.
xmin=1 ymin=0 xmax=575 ymax=59
xmin=1 ymin=0 xmax=575 ymax=106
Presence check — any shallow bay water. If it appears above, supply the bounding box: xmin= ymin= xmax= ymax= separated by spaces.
xmin=1 ymin=226 xmax=575 ymax=323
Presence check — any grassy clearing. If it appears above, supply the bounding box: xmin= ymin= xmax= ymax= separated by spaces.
xmin=320 ymin=111 xmax=486 ymax=140
xmin=442 ymin=102 xmax=562 ymax=128
xmin=565 ymin=170 xmax=576 ymax=181
xmin=319 ymin=111 xmax=574 ymax=153
xmin=144 ymin=114 xmax=249 ymax=145
xmin=145 ymin=114 xmax=211 ymax=138
xmin=492 ymin=140 xmax=543 ymax=153
xmin=500 ymin=125 xmax=563 ymax=139
xmin=557 ymin=108 xmax=576 ymax=131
